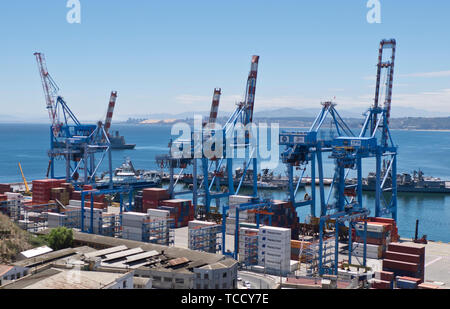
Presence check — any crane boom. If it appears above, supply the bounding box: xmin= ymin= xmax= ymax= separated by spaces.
xmin=18 ymin=162 xmax=30 ymax=193
xmin=34 ymin=52 xmax=59 ymax=129
xmin=104 ymin=91 xmax=118 ymax=135
xmin=244 ymin=55 xmax=260 ymax=125
xmin=207 ymin=88 xmax=221 ymax=125
xmin=372 ymin=39 xmax=396 ymax=144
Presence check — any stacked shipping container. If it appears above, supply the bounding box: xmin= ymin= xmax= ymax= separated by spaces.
xmin=370 ymin=271 xmax=394 ymax=289
xmin=351 ymin=217 xmax=400 ymax=259
xmin=383 ymin=242 xmax=425 ymax=284
xmin=260 ymin=200 xmax=300 ymax=240
xmin=32 ymin=179 xmax=66 ymax=204
xmin=0 ymin=184 xmax=11 ymax=194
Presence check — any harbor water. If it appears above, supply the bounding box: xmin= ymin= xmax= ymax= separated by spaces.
xmin=0 ymin=123 xmax=449 ymax=242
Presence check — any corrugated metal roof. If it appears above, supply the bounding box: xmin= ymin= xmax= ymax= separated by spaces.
xmin=84 ymin=245 xmax=128 ymax=259
xmin=103 ymin=247 xmax=144 ymax=262
xmin=125 ymin=250 xmax=159 ymax=263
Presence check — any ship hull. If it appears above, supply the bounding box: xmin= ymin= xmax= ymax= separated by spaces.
xmin=362 ymin=185 xmax=450 ymax=193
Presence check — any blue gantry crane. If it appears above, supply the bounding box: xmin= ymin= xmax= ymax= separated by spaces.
xmin=279 ymin=101 xmax=355 ymax=218
xmin=34 ymin=52 xmax=113 ymax=190
xmin=316 ymin=39 xmax=398 ymax=276
xmin=157 ymin=56 xmax=261 ymax=216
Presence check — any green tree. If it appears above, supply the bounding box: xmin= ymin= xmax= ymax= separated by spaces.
xmin=47 ymin=227 xmax=73 ymax=250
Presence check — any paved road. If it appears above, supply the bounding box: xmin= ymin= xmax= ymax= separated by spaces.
xmin=238 ymin=271 xmax=279 ymax=289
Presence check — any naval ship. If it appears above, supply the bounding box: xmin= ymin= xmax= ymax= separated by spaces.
xmin=109 ymin=130 xmax=136 ymax=150
xmin=361 ymin=170 xmax=450 ymax=193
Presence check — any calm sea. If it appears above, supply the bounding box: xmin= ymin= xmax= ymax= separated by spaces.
xmin=0 ymin=123 xmax=449 ymax=242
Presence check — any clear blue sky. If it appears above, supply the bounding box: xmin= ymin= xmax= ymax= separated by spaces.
xmin=1 ymin=0 xmax=450 ymax=122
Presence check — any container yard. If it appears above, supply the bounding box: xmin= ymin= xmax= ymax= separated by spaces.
xmin=1 ymin=2 xmax=450 ymax=299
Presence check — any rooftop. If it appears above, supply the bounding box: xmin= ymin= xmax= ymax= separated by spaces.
xmin=4 ymin=267 xmax=131 ymax=289
xmin=0 ymin=265 xmax=13 ymax=277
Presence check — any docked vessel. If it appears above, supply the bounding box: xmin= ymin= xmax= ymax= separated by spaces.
xmin=361 ymin=170 xmax=450 ymax=193
xmin=109 ymin=130 xmax=136 ymax=150
xmin=98 ymin=159 xmax=161 ymax=188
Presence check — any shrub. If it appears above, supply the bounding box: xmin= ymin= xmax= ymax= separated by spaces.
xmin=47 ymin=227 xmax=73 ymax=250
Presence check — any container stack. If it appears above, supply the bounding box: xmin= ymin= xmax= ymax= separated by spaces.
xmin=226 ymin=195 xmax=255 ymax=235
xmin=48 ymin=212 xmax=68 ymax=229
xmin=50 ymin=187 xmax=70 ymax=206
xmin=32 ymin=179 xmax=66 ymax=204
xmin=258 ymin=226 xmax=291 ymax=276
xmin=396 ymin=276 xmax=422 ymax=289
xmin=383 ymin=242 xmax=425 ymax=283
xmin=351 ymin=217 xmax=399 ymax=259
xmin=238 ymin=227 xmax=259 ymax=265
xmin=5 ymin=192 xmax=23 ymax=201
xmin=0 ymin=194 xmax=7 ymax=202
xmin=159 ymin=199 xmax=194 ymax=228
xmin=260 ymin=200 xmax=300 ymax=240
xmin=0 ymin=184 xmax=11 ymax=194
xmin=369 ymin=271 xmax=394 ymax=289
xmin=121 ymin=212 xmax=151 ymax=242
xmin=290 ymin=239 xmax=313 ymax=262
xmin=70 ymin=190 xmax=107 ymax=209
xmin=418 ymin=283 xmax=441 ymax=289
xmin=134 ymin=191 xmax=143 ymax=212
xmin=142 ymin=188 xmax=170 ymax=212
xmin=188 ymin=220 xmax=222 ymax=253
xmin=83 ymin=208 xmax=106 ymax=234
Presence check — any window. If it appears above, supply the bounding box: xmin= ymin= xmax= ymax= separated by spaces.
xmin=196 ymin=273 xmax=201 ymax=279
xmin=123 ymin=281 xmax=127 ymax=288
xmin=164 ymin=277 xmax=172 ymax=282
xmin=222 ymin=272 xmax=227 ymax=278
xmin=16 ymin=273 xmax=20 ymax=279
xmin=204 ymin=273 xmax=209 ymax=279
xmin=153 ymin=276 xmax=161 ymax=282
xmin=175 ymin=278 xmax=184 ymax=284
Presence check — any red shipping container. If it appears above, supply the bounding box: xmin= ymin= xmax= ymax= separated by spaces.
xmin=143 ymin=200 xmax=159 ymax=212
xmin=0 ymin=194 xmax=7 ymax=202
xmin=388 ymin=243 xmax=425 ymax=256
xmin=83 ymin=202 xmax=106 ymax=210
xmin=371 ymin=279 xmax=391 ymax=289
xmin=0 ymin=184 xmax=12 ymax=194
xmin=396 ymin=276 xmax=422 ymax=284
xmin=376 ymin=271 xmax=394 ymax=282
xmin=143 ymin=188 xmax=170 ymax=202
xmin=418 ymin=283 xmax=440 ymax=289
xmin=355 ymin=236 xmax=387 ymax=246
xmin=383 ymin=259 xmax=419 ymax=273
xmin=371 ymin=217 xmax=396 ymax=225
xmin=72 ymin=191 xmax=82 ymax=200
xmin=385 ymin=251 xmax=423 ymax=265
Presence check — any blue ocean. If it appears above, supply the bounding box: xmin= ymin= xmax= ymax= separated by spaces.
xmin=0 ymin=123 xmax=449 ymax=242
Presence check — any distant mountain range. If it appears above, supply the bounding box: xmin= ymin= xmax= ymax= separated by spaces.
xmin=123 ymin=106 xmax=446 ymax=122
xmin=0 ymin=106 xmax=446 ymax=124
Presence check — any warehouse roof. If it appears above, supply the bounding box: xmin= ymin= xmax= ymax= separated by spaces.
xmin=36 ymin=229 xmax=238 ymax=274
